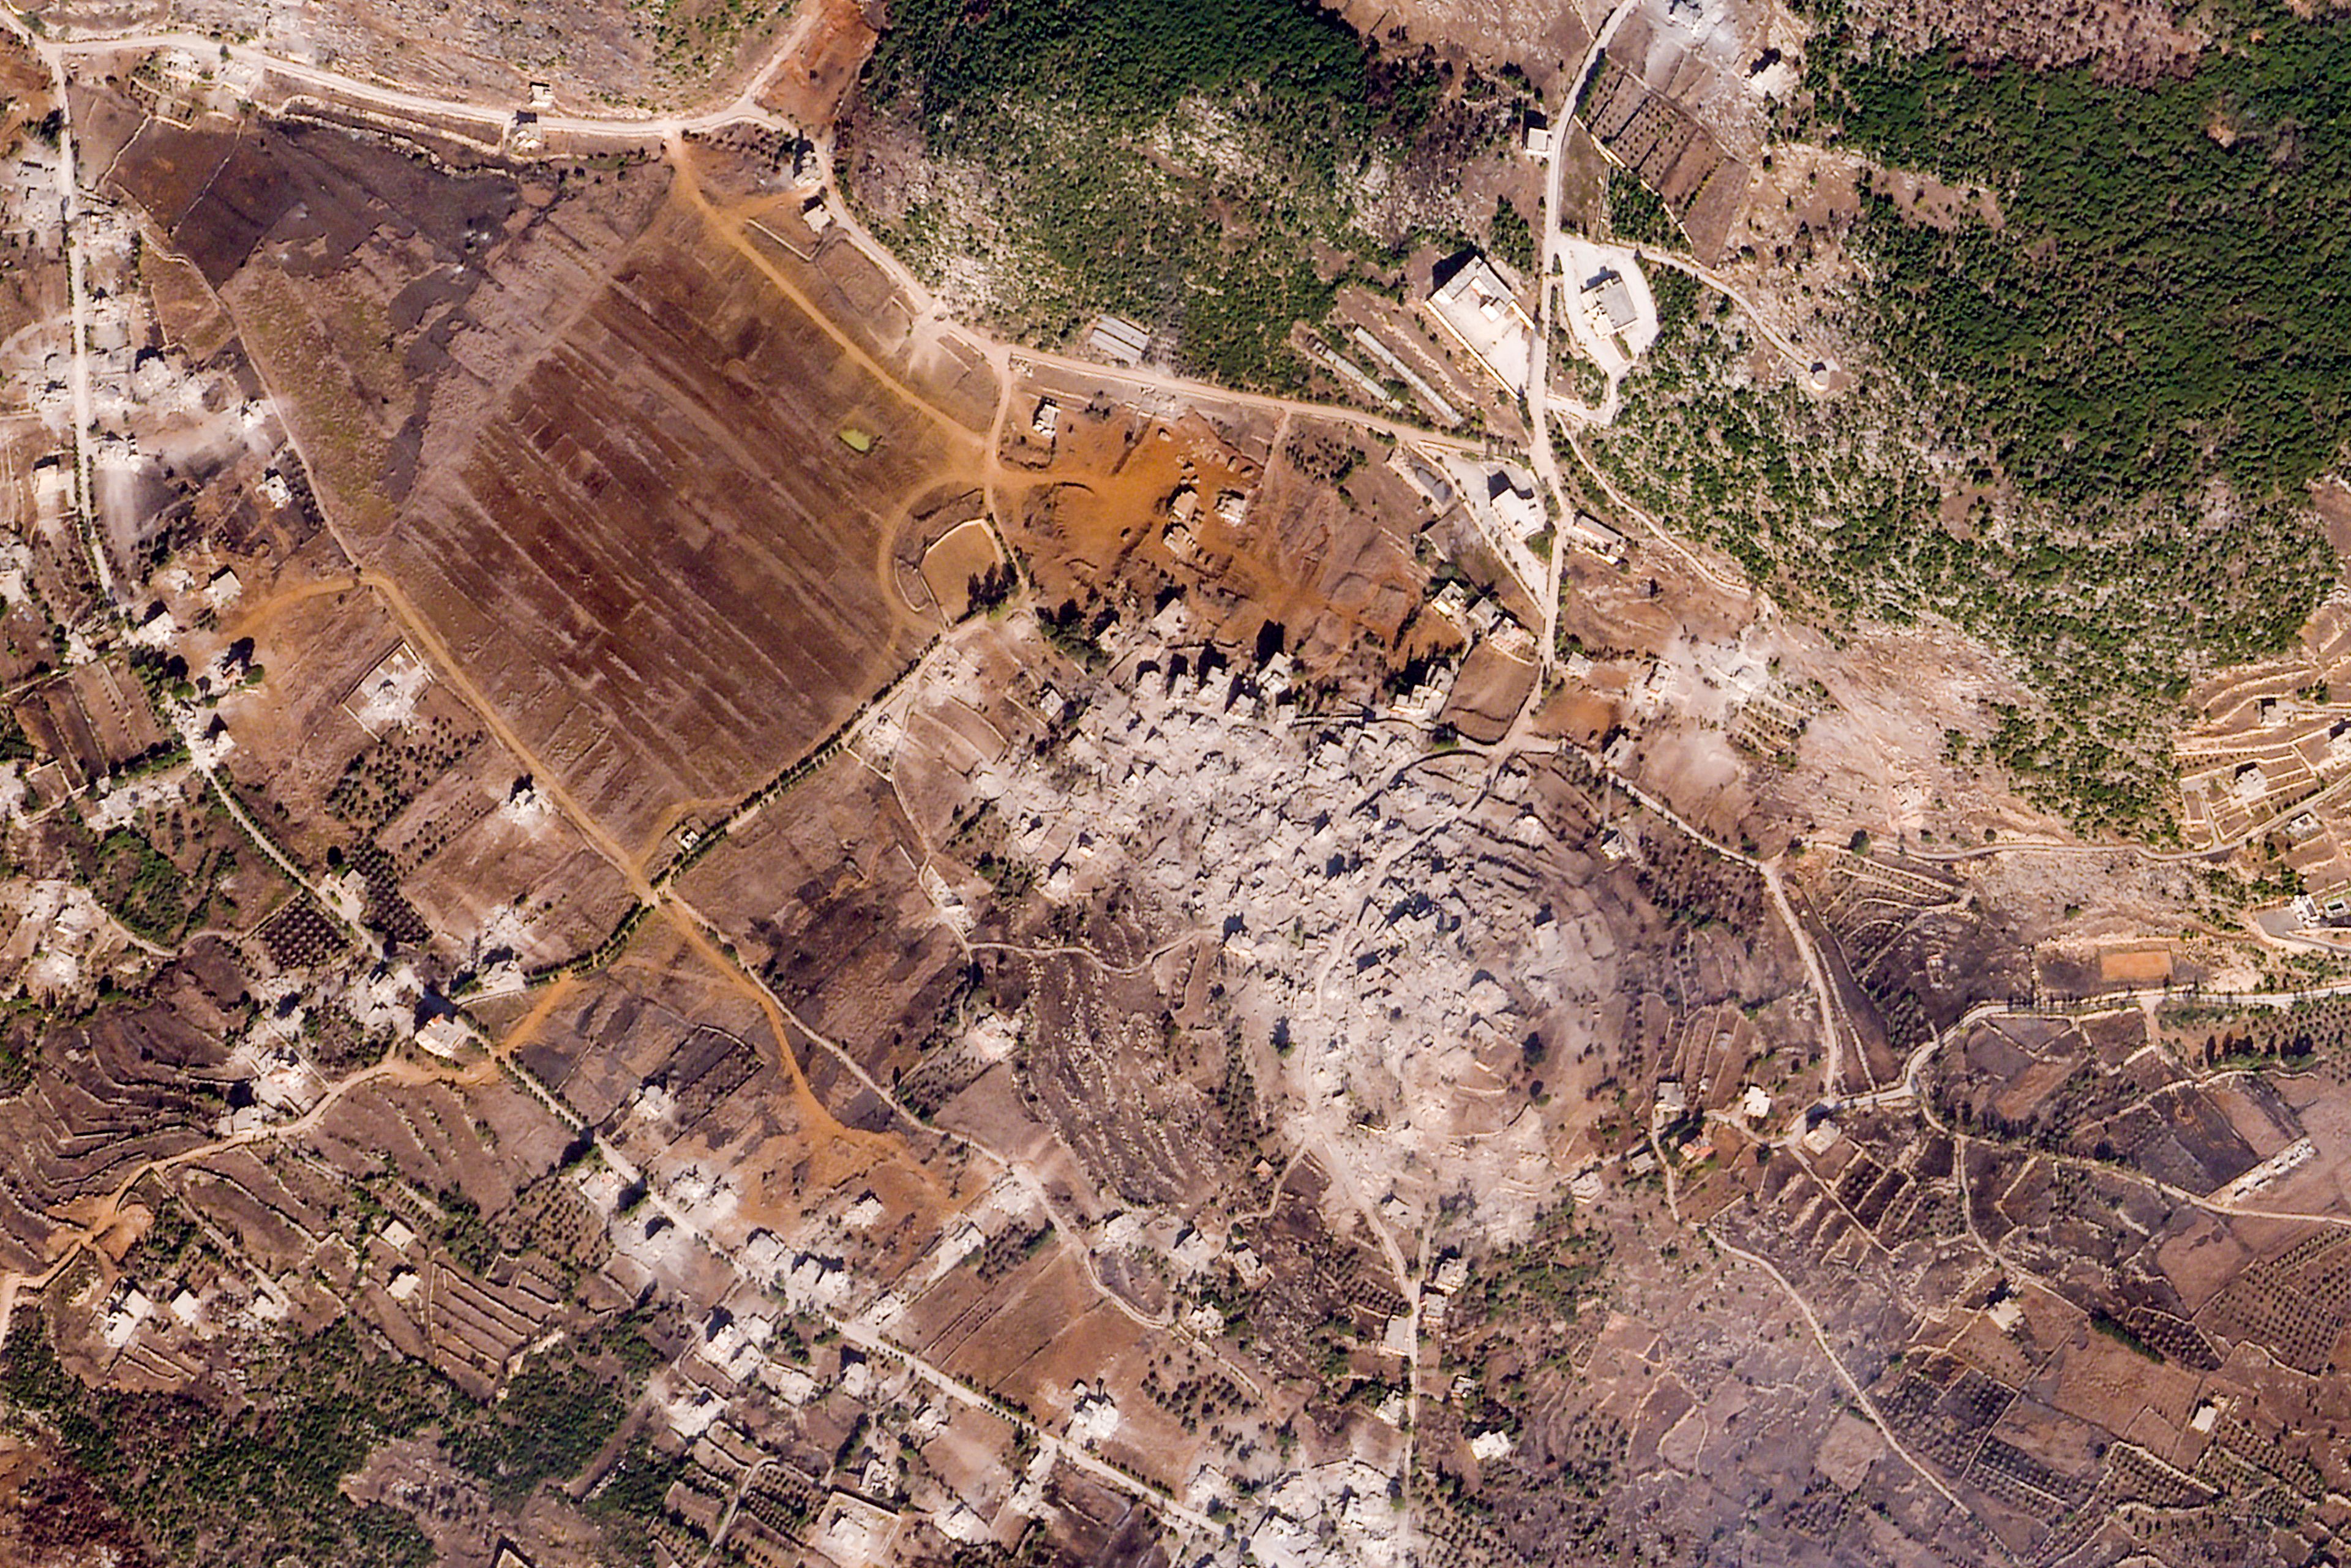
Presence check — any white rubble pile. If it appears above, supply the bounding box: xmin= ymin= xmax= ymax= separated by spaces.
xmin=982 ymin=617 xmax=1586 ymax=1239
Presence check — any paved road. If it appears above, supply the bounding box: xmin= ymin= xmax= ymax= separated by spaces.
xmin=1528 ymin=88 xmax=1573 ymax=672
xmin=1525 ymin=0 xmax=1647 ymax=670
xmin=33 ymin=24 xmax=800 ymax=140
xmin=1013 ymin=345 xmax=1488 ymax=457
xmin=0 ymin=7 xmax=110 ymax=605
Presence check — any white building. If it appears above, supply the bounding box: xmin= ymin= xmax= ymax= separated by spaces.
xmin=1426 ymin=255 xmax=1534 ymax=394
xmin=1564 ymin=511 xmax=1628 ymax=563
xmin=1087 ymin=314 xmax=1151 ymax=366
xmin=1486 ymin=468 xmax=1544 ymax=538
xmin=1469 ymin=1428 xmax=1516 ymax=1462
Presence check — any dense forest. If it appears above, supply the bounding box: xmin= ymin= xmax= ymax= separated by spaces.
xmin=1817 ymin=19 xmax=2351 ymax=512
xmin=852 ymin=0 xmax=1517 ymax=390
xmin=864 ymin=0 xmax=1380 ymax=141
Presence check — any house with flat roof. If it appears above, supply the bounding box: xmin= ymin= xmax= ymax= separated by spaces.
xmin=1425 ymin=255 xmax=1534 ymax=394
xmin=1584 ymin=268 xmax=1639 ymax=335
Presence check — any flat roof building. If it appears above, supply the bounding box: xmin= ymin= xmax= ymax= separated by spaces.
xmin=1565 ymin=509 xmax=1628 ymax=562
xmin=1426 ymin=254 xmax=1534 ymax=395
xmin=1584 ymin=268 xmax=1639 ymax=335
xmin=1487 ymin=468 xmax=1544 ymax=536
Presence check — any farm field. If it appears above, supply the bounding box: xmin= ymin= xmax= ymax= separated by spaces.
xmin=18 ymin=6 xmax=2351 ymax=1568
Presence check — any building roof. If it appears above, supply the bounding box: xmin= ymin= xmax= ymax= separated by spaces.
xmin=1427 ymin=256 xmax=1534 ymax=393
xmin=1087 ymin=314 xmax=1152 ymax=366
xmin=1585 ymin=268 xmax=1639 ymax=334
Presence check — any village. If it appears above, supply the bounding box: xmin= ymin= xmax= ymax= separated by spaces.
xmin=0 ymin=0 xmax=2344 ymax=1565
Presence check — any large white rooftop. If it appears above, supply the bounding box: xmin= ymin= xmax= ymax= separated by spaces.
xmin=1427 ymin=255 xmax=1533 ymax=394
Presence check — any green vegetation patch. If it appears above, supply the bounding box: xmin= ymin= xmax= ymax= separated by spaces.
xmin=1603 ymin=174 xmax=1682 ymax=251
xmin=92 ymin=827 xmax=189 ymax=943
xmin=1488 ymin=197 xmax=1538 ymax=276
xmin=1585 ymin=21 xmax=2351 ymax=834
xmin=1586 ymin=282 xmax=2320 ymax=832
xmin=1 ymin=1298 xmax=666 ymax=1564
xmin=586 ymin=1436 xmax=686 ymax=1561
xmin=865 ymin=0 xmax=1375 ymax=140
xmin=446 ymin=1353 xmax=629 ymax=1501
xmin=1816 ymin=21 xmax=2351 ymax=510
xmin=852 ymin=0 xmax=1505 ymax=391
xmin=1 ymin=1313 xmax=438 ymax=1568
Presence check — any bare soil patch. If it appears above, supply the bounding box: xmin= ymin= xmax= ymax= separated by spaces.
xmin=919 ymin=519 xmax=1001 ymax=625
xmin=108 ymin=107 xmax=992 ymax=861
xmin=1441 ymin=642 xmax=1539 ymax=743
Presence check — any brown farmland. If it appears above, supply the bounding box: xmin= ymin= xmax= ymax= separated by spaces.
xmin=108 ymin=110 xmax=993 ymax=865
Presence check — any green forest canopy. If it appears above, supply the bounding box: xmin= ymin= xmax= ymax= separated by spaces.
xmin=855 ymin=0 xmax=1457 ymax=391
xmin=1818 ymin=18 xmax=2351 ymax=511
xmin=865 ymin=0 xmax=1378 ymax=152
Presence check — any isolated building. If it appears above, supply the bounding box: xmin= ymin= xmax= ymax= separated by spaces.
xmin=1564 ymin=509 xmax=1629 ymax=562
xmin=1486 ymin=468 xmax=1544 ymax=537
xmin=1426 ymin=255 xmax=1534 ymax=394
xmin=1470 ymin=1428 xmax=1517 ymax=1461
xmin=1086 ymin=313 xmax=1151 ymax=366
xmin=1584 ymin=268 xmax=1639 ymax=335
